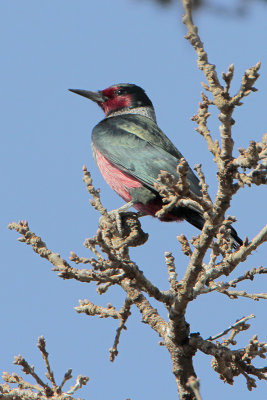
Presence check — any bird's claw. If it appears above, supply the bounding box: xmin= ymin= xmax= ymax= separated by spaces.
xmin=107 ymin=209 xmax=124 ymax=236
xmin=103 ymin=202 xmax=145 ymax=237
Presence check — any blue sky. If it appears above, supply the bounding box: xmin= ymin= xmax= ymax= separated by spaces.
xmin=1 ymin=1 xmax=267 ymax=399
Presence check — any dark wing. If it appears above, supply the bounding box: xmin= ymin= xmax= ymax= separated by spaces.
xmin=92 ymin=114 xmax=202 ymax=197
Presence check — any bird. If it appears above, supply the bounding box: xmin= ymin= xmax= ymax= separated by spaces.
xmin=69 ymin=83 xmax=242 ymax=246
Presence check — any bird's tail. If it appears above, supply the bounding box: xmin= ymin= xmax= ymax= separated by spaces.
xmin=174 ymin=206 xmax=243 ymax=248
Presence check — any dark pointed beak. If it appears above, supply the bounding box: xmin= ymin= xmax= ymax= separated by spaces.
xmin=68 ymin=89 xmax=107 ymax=103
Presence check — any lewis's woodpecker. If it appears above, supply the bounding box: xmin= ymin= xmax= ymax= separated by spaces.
xmin=69 ymin=83 xmax=242 ymax=246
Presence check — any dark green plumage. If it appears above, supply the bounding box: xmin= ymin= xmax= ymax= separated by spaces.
xmin=92 ymin=114 xmax=202 ymax=199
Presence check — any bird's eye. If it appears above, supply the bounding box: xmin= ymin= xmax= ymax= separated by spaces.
xmin=115 ymin=89 xmax=124 ymax=96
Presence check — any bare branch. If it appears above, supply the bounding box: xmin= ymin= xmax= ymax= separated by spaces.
xmin=177 ymin=234 xmax=193 ymax=257
xmin=216 ymin=289 xmax=267 ymax=301
xmin=165 ymin=251 xmax=180 ymax=292
xmin=191 ymin=93 xmax=220 ymax=161
xmin=66 ymin=375 xmax=89 ymax=395
xmin=194 ymin=266 xmax=267 ymax=301
xmin=208 ymin=224 xmax=267 ymax=281
xmin=58 ymin=369 xmax=73 ymax=392
xmin=222 ymin=64 xmax=234 ymax=94
xmin=75 ymin=299 xmax=121 ymax=319
xmin=82 ymin=165 xmax=109 ymax=217
xmin=69 ymin=251 xmax=94 ymax=264
xmin=190 ymin=334 xmax=267 ymax=388
xmin=1 ymin=337 xmax=89 ymax=400
xmin=13 ymin=355 xmax=53 ymax=397
xmin=231 ymin=62 xmax=261 ymax=107
xmin=109 ymin=298 xmax=132 ymax=362
xmin=8 ymin=221 xmax=73 ymax=272
xmin=227 ymin=266 xmax=267 ymax=286
xmin=182 ymin=0 xmax=223 ymax=91
xmin=37 ymin=337 xmax=57 ymax=390
xmin=207 ymin=314 xmax=255 ymax=341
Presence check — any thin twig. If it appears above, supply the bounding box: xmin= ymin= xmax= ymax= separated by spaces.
xmin=207 ymin=314 xmax=255 ymax=341
xmin=37 ymin=337 xmax=57 ymax=390
xmin=109 ymin=298 xmax=132 ymax=362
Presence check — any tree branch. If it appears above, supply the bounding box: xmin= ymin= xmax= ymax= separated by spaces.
xmin=1 ymin=337 xmax=89 ymax=400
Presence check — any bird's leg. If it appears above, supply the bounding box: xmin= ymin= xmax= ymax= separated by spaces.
xmin=116 ymin=200 xmax=136 ymax=213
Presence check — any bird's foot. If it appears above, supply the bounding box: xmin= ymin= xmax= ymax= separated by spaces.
xmin=107 ymin=209 xmax=124 ymax=235
xmin=97 ymin=206 xmax=149 ymax=253
xmin=106 ymin=201 xmax=136 ymax=236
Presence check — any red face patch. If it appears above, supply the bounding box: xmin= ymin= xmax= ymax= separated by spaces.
xmin=99 ymin=86 xmax=131 ymax=115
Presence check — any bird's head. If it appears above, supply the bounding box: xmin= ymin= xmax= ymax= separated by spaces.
xmin=69 ymin=83 xmax=153 ymax=117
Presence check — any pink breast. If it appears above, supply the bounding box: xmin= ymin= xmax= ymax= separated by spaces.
xmin=94 ymin=149 xmax=143 ymax=202
xmin=94 ymin=149 xmax=184 ymax=222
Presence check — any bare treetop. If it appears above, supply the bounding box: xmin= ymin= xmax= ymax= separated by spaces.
xmin=4 ymin=1 xmax=267 ymax=399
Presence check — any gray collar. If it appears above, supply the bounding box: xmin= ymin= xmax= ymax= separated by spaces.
xmin=106 ymin=106 xmax=157 ymax=122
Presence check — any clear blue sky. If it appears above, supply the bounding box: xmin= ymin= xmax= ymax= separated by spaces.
xmin=1 ymin=1 xmax=266 ymax=399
